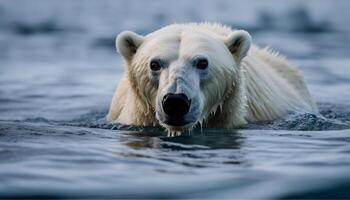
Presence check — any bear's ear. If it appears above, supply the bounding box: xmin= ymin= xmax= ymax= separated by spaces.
xmin=224 ymin=30 xmax=252 ymax=61
xmin=116 ymin=31 xmax=144 ymax=61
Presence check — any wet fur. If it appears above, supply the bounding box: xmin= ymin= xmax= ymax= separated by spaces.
xmin=107 ymin=23 xmax=317 ymax=130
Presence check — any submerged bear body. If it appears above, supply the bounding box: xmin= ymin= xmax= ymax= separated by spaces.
xmin=107 ymin=23 xmax=317 ymax=132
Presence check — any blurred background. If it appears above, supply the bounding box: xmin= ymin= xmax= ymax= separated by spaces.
xmin=1 ymin=1 xmax=350 ymax=199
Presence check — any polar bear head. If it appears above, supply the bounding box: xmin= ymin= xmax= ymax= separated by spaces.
xmin=116 ymin=24 xmax=251 ymax=132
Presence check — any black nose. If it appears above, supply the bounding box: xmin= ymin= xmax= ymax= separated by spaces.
xmin=162 ymin=93 xmax=191 ymax=117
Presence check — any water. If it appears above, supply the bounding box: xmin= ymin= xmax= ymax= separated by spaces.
xmin=1 ymin=0 xmax=350 ymax=199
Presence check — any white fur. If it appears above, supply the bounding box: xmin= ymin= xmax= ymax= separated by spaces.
xmin=107 ymin=23 xmax=317 ymax=131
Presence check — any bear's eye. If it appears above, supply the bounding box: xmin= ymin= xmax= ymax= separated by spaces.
xmin=150 ymin=59 xmax=162 ymax=71
xmin=195 ymin=58 xmax=208 ymax=70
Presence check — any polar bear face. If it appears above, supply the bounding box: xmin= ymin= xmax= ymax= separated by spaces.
xmin=116 ymin=26 xmax=251 ymax=131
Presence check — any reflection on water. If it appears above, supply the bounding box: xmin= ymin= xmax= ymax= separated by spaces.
xmin=123 ymin=129 xmax=243 ymax=150
xmin=120 ymin=130 xmax=245 ymax=168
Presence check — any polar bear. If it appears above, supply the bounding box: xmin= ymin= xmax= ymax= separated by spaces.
xmin=107 ymin=23 xmax=317 ymax=132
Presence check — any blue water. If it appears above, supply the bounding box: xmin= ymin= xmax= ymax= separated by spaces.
xmin=1 ymin=0 xmax=350 ymax=199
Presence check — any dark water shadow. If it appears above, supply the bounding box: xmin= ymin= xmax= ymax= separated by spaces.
xmin=10 ymin=19 xmax=84 ymax=36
